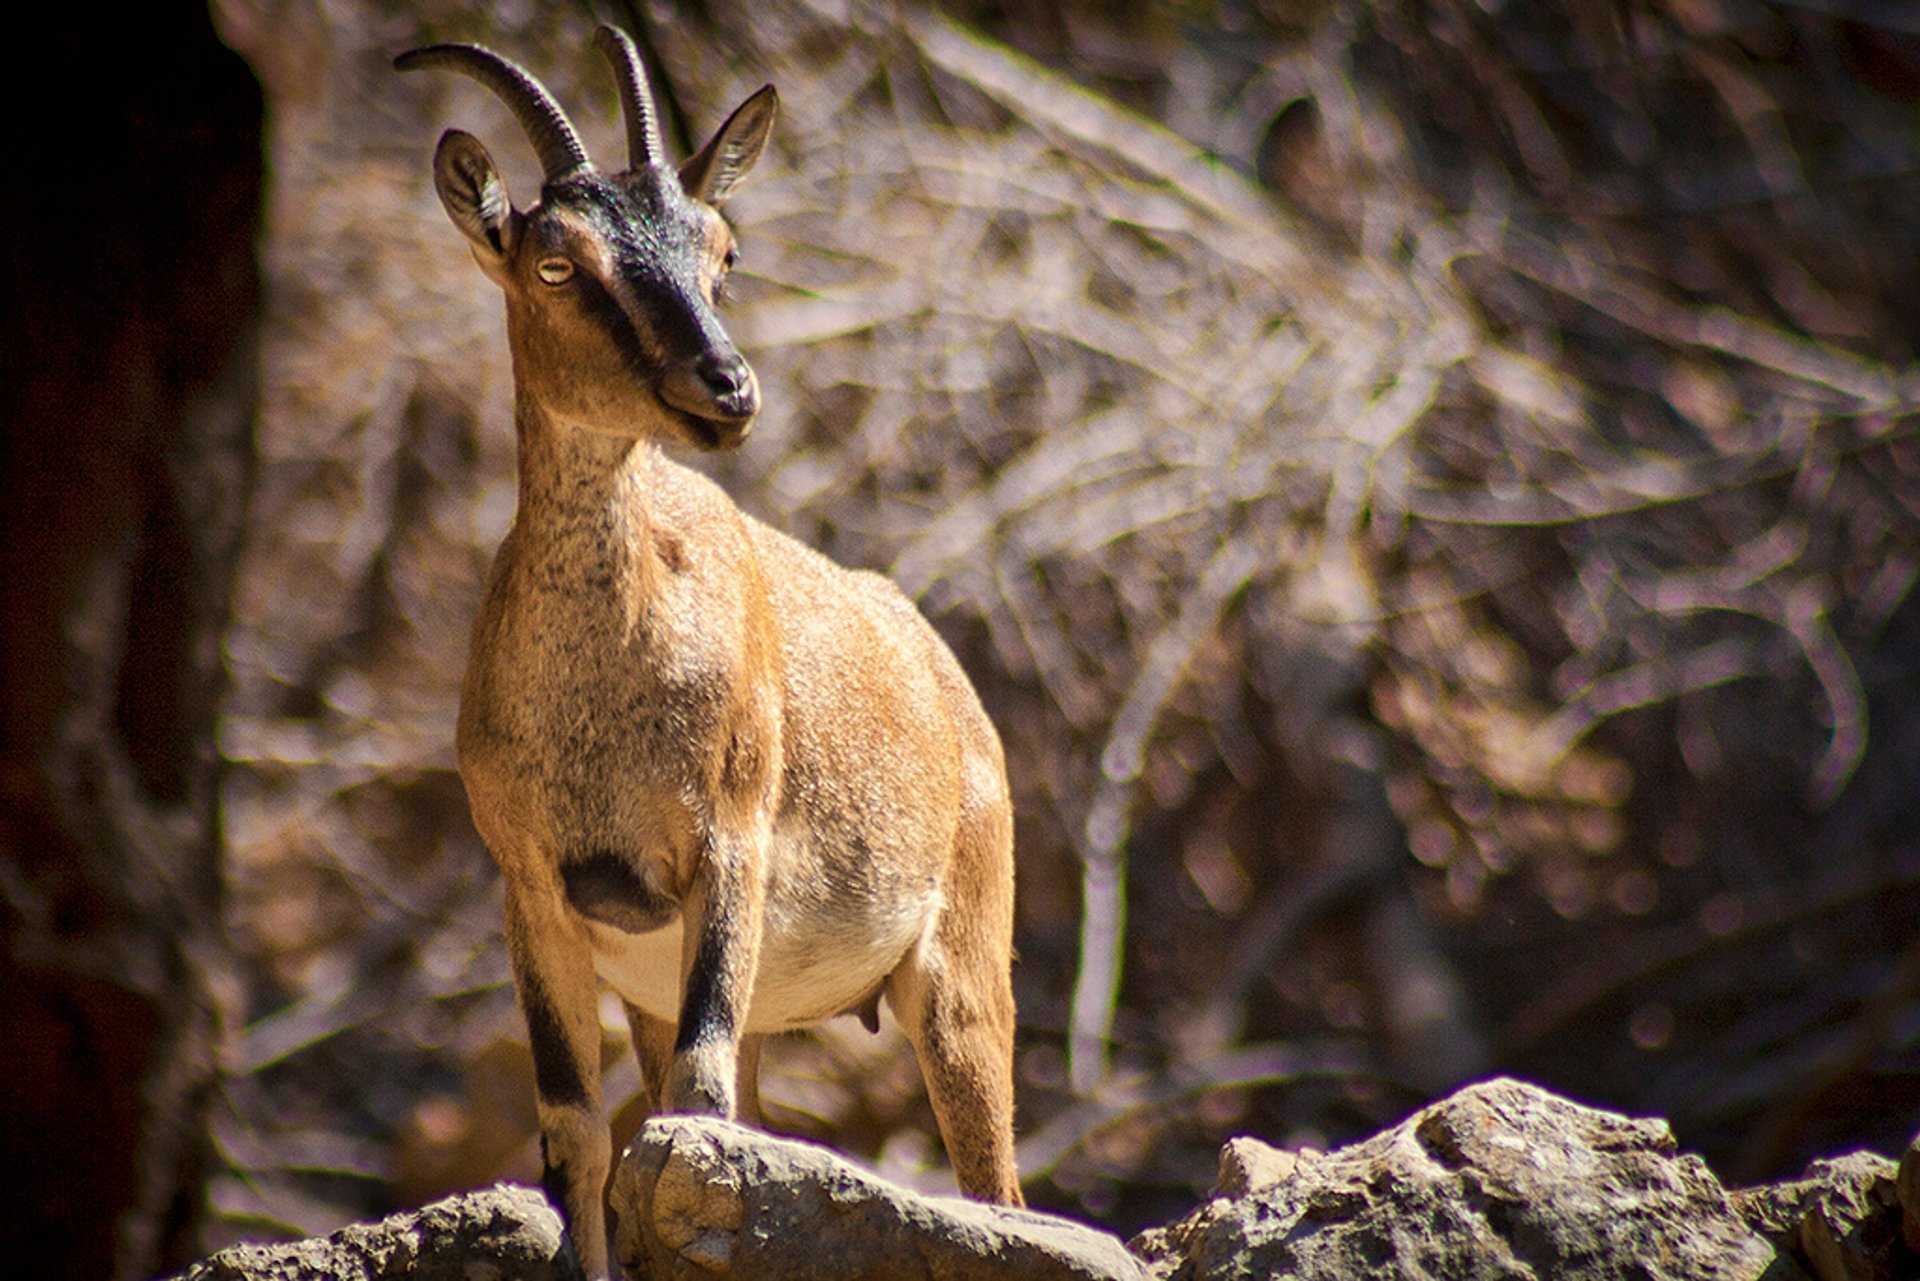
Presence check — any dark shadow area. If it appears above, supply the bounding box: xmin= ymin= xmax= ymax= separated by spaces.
xmin=0 ymin=4 xmax=262 ymax=1275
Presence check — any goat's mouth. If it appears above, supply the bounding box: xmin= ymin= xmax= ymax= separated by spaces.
xmin=657 ymin=364 xmax=759 ymax=450
xmin=678 ymin=408 xmax=753 ymax=451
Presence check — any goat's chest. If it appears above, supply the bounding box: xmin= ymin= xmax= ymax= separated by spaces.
xmin=457 ymin=536 xmax=744 ymax=856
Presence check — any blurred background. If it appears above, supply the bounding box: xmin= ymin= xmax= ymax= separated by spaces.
xmin=7 ymin=0 xmax=1920 ymax=1275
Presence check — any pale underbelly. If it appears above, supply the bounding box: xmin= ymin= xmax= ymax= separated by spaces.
xmin=586 ymin=890 xmax=940 ymax=1033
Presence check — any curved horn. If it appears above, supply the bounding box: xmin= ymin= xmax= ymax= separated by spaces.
xmin=594 ymin=23 xmax=667 ymax=170
xmin=395 ymin=43 xmax=591 ymax=181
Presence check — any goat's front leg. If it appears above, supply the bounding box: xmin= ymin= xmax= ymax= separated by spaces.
xmin=625 ymin=1001 xmax=765 ymax=1123
xmin=504 ymin=877 xmax=611 ymax=1277
xmin=663 ymin=821 xmax=766 ymax=1117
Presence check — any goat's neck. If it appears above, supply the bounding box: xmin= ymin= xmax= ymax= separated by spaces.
xmin=511 ymin=401 xmax=659 ymax=622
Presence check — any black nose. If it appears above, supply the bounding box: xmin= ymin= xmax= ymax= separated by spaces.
xmin=658 ymin=347 xmax=759 ymax=425
xmin=696 ymin=351 xmax=757 ymax=418
xmin=697 ymin=351 xmax=749 ymax=397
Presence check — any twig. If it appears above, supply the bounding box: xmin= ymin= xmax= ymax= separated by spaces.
xmin=1492 ymin=234 xmax=1919 ymax=409
xmin=1068 ymin=534 xmax=1267 ymax=1094
xmin=1019 ymin=1039 xmax=1376 ymax=1180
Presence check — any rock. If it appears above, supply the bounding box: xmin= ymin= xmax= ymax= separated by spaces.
xmin=612 ymin=1115 xmax=1146 ymax=1280
xmin=1897 ymin=1132 xmax=1920 ymax=1251
xmin=1134 ymin=1077 xmax=1784 ymax=1280
xmin=1737 ymin=1151 xmax=1905 ymax=1281
xmin=170 ymin=1183 xmax=581 ymax=1281
xmin=1798 ymin=1165 xmax=1895 ymax=1281
xmin=1214 ymin=1136 xmax=1297 ymax=1197
xmin=164 ymin=1082 xmax=1920 ymax=1281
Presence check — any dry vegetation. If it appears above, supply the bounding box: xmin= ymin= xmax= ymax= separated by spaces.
xmin=208 ymin=0 xmax=1920 ymax=1247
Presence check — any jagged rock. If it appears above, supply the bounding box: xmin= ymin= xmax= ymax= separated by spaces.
xmin=1896 ymin=1132 xmax=1920 ymax=1251
xmin=165 ymin=1083 xmax=1919 ymax=1281
xmin=611 ymin=1115 xmax=1146 ymax=1280
xmin=1737 ymin=1151 xmax=1907 ymax=1281
xmin=1214 ymin=1136 xmax=1298 ymax=1197
xmin=1797 ymin=1157 xmax=1900 ymax=1281
xmin=1133 ymin=1077 xmax=1784 ymax=1280
xmin=171 ymin=1183 xmax=581 ymax=1281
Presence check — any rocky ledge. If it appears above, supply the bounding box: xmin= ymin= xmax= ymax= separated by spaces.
xmin=174 ymin=1078 xmax=1920 ymax=1280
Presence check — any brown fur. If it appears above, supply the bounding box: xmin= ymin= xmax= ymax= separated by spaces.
xmin=401 ymin=30 xmax=1020 ymax=1278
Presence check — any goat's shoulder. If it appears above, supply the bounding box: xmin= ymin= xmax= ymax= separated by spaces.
xmin=647 ymin=457 xmax=764 ymax=582
xmin=735 ymin=509 xmax=922 ymax=649
xmin=738 ymin=507 xmax=1001 ymax=760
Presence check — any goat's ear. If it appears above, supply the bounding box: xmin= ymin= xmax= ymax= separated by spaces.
xmin=680 ymin=85 xmax=777 ymax=206
xmin=433 ymin=129 xmax=517 ymax=265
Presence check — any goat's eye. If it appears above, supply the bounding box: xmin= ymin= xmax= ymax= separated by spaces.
xmin=537 ymin=257 xmax=575 ymax=285
xmin=713 ymin=247 xmax=740 ymax=303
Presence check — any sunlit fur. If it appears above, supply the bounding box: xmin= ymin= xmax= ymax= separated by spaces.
xmin=404 ymin=31 xmax=1020 ymax=1279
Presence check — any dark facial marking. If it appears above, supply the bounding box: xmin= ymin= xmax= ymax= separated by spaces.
xmin=549 ymin=169 xmax=732 ymax=367
xmin=570 ymin=267 xmax=655 ymax=379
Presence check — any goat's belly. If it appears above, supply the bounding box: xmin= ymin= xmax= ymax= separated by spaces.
xmin=586 ymin=922 xmax=685 ymax=1021
xmin=586 ymin=889 xmax=939 ymax=1033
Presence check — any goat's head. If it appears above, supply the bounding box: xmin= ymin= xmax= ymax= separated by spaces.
xmin=397 ymin=27 xmax=777 ymax=450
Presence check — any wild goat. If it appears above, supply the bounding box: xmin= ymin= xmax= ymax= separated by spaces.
xmin=395 ymin=26 xmax=1021 ymax=1276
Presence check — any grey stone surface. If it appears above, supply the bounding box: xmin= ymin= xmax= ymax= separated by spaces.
xmin=1898 ymin=1133 xmax=1920 ymax=1243
xmin=612 ymin=1114 xmax=1146 ymax=1280
xmin=1737 ymin=1150 xmax=1903 ymax=1281
xmin=165 ymin=1084 xmax=1920 ymax=1281
xmin=1134 ymin=1077 xmax=1787 ymax=1281
xmin=171 ymin=1183 xmax=581 ymax=1281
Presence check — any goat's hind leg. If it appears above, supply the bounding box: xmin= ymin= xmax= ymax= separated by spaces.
xmin=624 ymin=1002 xmax=676 ymax=1115
xmin=888 ymin=809 xmax=1022 ymax=1205
xmin=734 ymin=1032 xmax=765 ymax=1127
xmin=890 ymin=926 xmax=1021 ymax=1204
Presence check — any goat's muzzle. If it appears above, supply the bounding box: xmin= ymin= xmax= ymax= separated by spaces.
xmin=658 ymin=351 xmax=760 ymax=447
